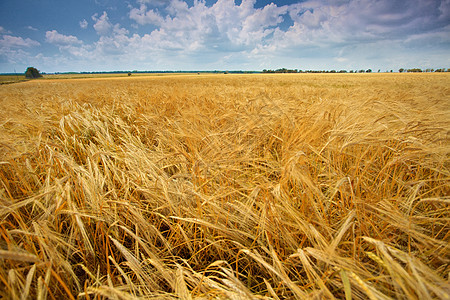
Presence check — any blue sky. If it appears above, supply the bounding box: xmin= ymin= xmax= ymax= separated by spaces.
xmin=0 ymin=0 xmax=449 ymax=73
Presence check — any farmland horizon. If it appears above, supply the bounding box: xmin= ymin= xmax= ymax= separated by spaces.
xmin=2 ymin=66 xmax=449 ymax=76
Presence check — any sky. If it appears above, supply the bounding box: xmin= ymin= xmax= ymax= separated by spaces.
xmin=0 ymin=0 xmax=449 ymax=73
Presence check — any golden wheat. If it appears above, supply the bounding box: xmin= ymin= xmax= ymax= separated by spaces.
xmin=0 ymin=73 xmax=449 ymax=299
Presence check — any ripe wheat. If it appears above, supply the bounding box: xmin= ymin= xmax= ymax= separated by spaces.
xmin=0 ymin=73 xmax=449 ymax=299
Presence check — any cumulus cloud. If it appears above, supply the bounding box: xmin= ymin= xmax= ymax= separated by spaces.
xmin=0 ymin=35 xmax=40 ymax=48
xmin=0 ymin=35 xmax=40 ymax=66
xmin=59 ymin=0 xmax=442 ymax=71
xmin=4 ymin=0 xmax=448 ymax=72
xmin=0 ymin=26 xmax=12 ymax=35
xmin=244 ymin=0 xmax=450 ymax=64
xmin=129 ymin=4 xmax=165 ymax=25
xmin=26 ymin=26 xmax=38 ymax=31
xmin=92 ymin=11 xmax=113 ymax=35
xmin=137 ymin=0 xmax=168 ymax=6
xmin=128 ymin=0 xmax=291 ymax=54
xmin=80 ymin=19 xmax=88 ymax=29
xmin=286 ymin=0 xmax=450 ymax=43
xmin=46 ymin=30 xmax=83 ymax=45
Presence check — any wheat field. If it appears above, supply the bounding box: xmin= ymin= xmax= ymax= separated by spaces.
xmin=0 ymin=73 xmax=449 ymax=299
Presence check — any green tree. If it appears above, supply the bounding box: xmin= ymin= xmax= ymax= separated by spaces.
xmin=25 ymin=67 xmax=42 ymax=79
xmin=407 ymin=68 xmax=422 ymax=72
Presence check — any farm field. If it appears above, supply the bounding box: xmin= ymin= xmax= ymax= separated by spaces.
xmin=0 ymin=75 xmax=29 ymax=85
xmin=0 ymin=72 xmax=178 ymax=85
xmin=0 ymin=73 xmax=449 ymax=299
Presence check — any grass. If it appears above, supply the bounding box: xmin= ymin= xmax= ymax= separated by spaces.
xmin=0 ymin=73 xmax=449 ymax=299
xmin=0 ymin=75 xmax=29 ymax=85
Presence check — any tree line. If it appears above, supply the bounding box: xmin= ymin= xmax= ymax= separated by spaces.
xmin=17 ymin=67 xmax=450 ymax=79
xmin=263 ymin=68 xmax=372 ymax=73
xmin=263 ymin=68 xmax=449 ymax=73
xmin=398 ymin=68 xmax=448 ymax=73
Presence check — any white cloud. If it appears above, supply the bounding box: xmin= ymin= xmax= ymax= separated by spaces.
xmin=46 ymin=0 xmax=446 ymax=71
xmin=439 ymin=0 xmax=450 ymax=20
xmin=95 ymin=0 xmax=107 ymax=5
xmin=80 ymin=19 xmax=88 ymax=29
xmin=166 ymin=0 xmax=189 ymax=15
xmin=2 ymin=0 xmax=449 ymax=73
xmin=286 ymin=0 xmax=450 ymax=43
xmin=404 ymin=24 xmax=450 ymax=45
xmin=128 ymin=0 xmax=290 ymax=54
xmin=0 ymin=35 xmax=40 ymax=67
xmin=44 ymin=30 xmax=91 ymax=61
xmin=0 ymin=48 xmax=34 ymax=66
xmin=250 ymin=0 xmax=450 ymax=64
xmin=137 ymin=0 xmax=168 ymax=5
xmin=0 ymin=35 xmax=40 ymax=48
xmin=26 ymin=26 xmax=38 ymax=31
xmin=129 ymin=4 xmax=164 ymax=25
xmin=46 ymin=30 xmax=82 ymax=45
xmin=92 ymin=11 xmax=113 ymax=35
xmin=0 ymin=26 xmax=12 ymax=34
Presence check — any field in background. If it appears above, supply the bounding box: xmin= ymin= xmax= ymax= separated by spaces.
xmin=0 ymin=72 xmax=191 ymax=84
xmin=0 ymin=73 xmax=449 ymax=299
xmin=42 ymin=72 xmax=197 ymax=80
xmin=0 ymin=75 xmax=29 ymax=85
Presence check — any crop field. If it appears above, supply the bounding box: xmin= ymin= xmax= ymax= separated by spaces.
xmin=0 ymin=73 xmax=449 ymax=299
xmin=0 ymin=73 xmax=169 ymax=85
xmin=0 ymin=75 xmax=29 ymax=85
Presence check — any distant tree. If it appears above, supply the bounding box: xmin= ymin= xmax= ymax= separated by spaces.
xmin=128 ymin=72 xmax=131 ymax=76
xmin=25 ymin=67 xmax=42 ymax=79
xmin=399 ymin=68 xmax=404 ymax=73
xmin=366 ymin=69 xmax=372 ymax=73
